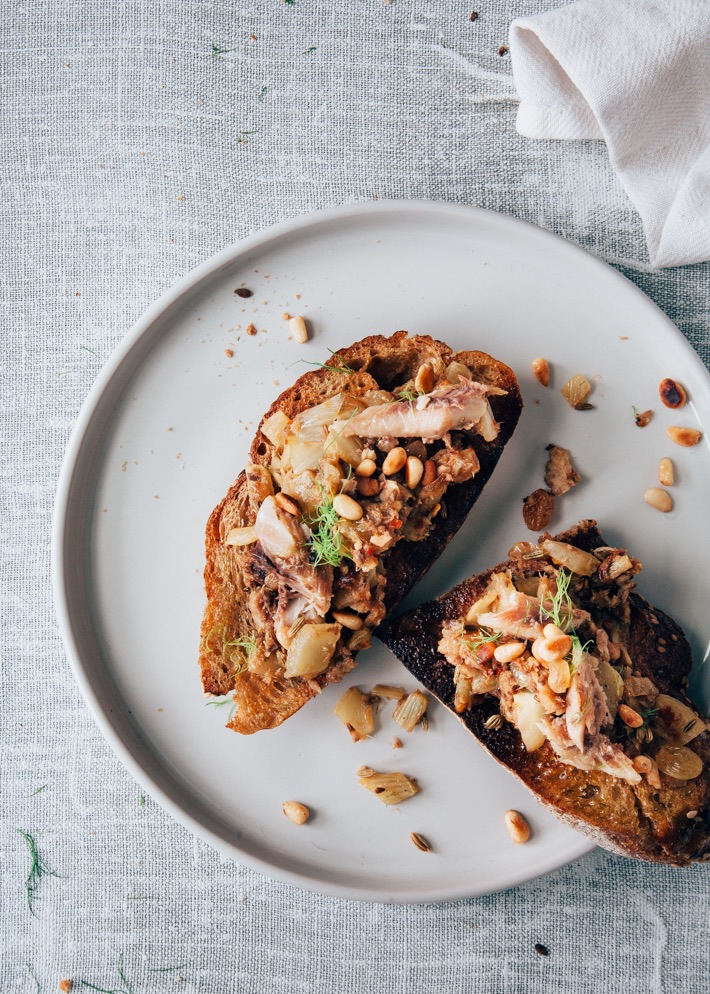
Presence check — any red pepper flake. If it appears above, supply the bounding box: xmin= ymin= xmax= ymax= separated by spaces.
xmin=633 ymin=407 xmax=654 ymax=428
xmin=235 ymin=287 xmax=253 ymax=298
xmin=498 ymin=45 xmax=509 ymax=56
xmin=224 ymin=348 xmax=234 ymax=358
xmin=246 ymin=323 xmax=257 ymax=336
xmin=470 ymin=11 xmax=479 ymax=21
xmin=391 ymin=518 xmax=403 ymax=529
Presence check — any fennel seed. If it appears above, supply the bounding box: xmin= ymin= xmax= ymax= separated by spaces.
xmin=410 ymin=832 xmax=432 ymax=853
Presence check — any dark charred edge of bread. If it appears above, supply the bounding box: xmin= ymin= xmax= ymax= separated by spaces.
xmin=377 ymin=521 xmax=710 ymax=866
xmin=199 ymin=332 xmax=522 ymax=734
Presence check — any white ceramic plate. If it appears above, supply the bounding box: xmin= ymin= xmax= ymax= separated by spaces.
xmin=53 ymin=202 xmax=710 ymax=903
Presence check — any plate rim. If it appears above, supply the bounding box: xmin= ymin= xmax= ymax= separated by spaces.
xmin=52 ymin=199 xmax=707 ymax=902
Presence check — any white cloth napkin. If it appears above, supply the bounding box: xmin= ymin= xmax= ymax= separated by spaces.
xmin=509 ymin=0 xmax=710 ymax=269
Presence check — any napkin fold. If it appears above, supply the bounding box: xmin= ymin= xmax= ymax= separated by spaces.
xmin=509 ymin=0 xmax=710 ymax=268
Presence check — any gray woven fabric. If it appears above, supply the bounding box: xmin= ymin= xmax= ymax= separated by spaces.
xmin=2 ymin=1 xmax=709 ymax=990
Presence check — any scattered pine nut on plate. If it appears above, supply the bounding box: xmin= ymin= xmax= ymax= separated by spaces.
xmin=504 ymin=810 xmax=531 ymax=844
xmin=667 ymin=426 xmax=702 ymax=447
xmin=282 ymin=800 xmax=310 ymax=825
xmin=531 ymin=356 xmax=550 ymax=387
xmin=659 ymin=377 xmax=687 ymax=409
xmin=658 ymin=457 xmax=674 ymax=486
xmin=644 ymin=487 xmax=673 ymax=512
xmin=289 ymin=314 xmax=309 ymax=343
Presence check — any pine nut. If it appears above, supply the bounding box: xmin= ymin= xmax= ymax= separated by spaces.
xmin=493 ymin=641 xmax=525 ymax=664
xmin=543 ymin=623 xmax=566 ymax=641
xmin=225 ymin=525 xmax=258 ymax=546
xmin=332 ymin=610 xmax=363 ymax=630
xmin=658 ymin=457 xmax=674 ymax=487
xmin=382 ymin=446 xmax=407 ymax=475
xmin=532 ymin=357 xmax=550 ymax=387
xmin=282 ymin=800 xmax=310 ymax=825
xmin=333 ymin=493 xmax=363 ymax=521
xmin=504 ymin=809 xmax=531 ymax=844
xmin=531 ymin=638 xmax=549 ymax=665
xmin=633 ymin=755 xmax=653 ymax=774
xmin=289 ymin=315 xmax=309 ymax=344
xmin=275 ymin=492 xmax=300 ymax=516
xmin=531 ymin=637 xmax=567 ymax=665
xmin=406 ymin=456 xmax=424 ymax=488
xmin=659 ymin=378 xmax=687 ymax=409
xmin=547 ymin=656 xmax=571 ymax=693
xmin=357 ymin=477 xmax=380 ymax=497
xmin=415 ymin=362 xmax=435 ymax=394
xmin=545 ymin=633 xmax=573 ymax=657
xmin=644 ymin=487 xmax=673 ymax=513
xmin=667 ymin=426 xmax=701 ymax=447
xmin=422 ymin=459 xmax=437 ymax=486
xmin=618 ymin=703 xmax=643 ymax=728
xmin=355 ymin=458 xmax=377 ymax=477
xmin=645 ymin=758 xmax=662 ymax=789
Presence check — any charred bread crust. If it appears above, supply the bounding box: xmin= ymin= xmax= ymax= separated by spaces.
xmin=199 ymin=332 xmax=523 ymax=733
xmin=377 ymin=520 xmax=710 ymax=865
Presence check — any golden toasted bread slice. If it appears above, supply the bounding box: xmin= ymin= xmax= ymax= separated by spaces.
xmin=378 ymin=521 xmax=710 ymax=866
xmin=200 ymin=332 xmax=522 ymax=733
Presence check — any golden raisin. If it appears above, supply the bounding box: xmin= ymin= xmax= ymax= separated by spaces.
xmin=522 ymin=489 xmax=554 ymax=531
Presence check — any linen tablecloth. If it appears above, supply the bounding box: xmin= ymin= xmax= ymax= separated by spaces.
xmin=3 ymin=1 xmax=709 ymax=991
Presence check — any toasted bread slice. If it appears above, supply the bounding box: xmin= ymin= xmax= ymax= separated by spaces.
xmin=378 ymin=521 xmax=710 ymax=865
xmin=200 ymin=332 xmax=522 ymax=733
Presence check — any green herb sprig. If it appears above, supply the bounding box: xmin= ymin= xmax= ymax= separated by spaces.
xmin=296 ymin=349 xmax=355 ymax=376
xmin=395 ymin=385 xmax=422 ymax=405
xmin=223 ymin=633 xmax=257 ymax=666
xmin=17 ymin=829 xmax=60 ymax=917
xmin=539 ymin=568 xmax=574 ymax=630
xmin=211 ymin=44 xmax=236 ymax=57
xmin=539 ymin=568 xmax=594 ymax=659
xmin=203 ymin=627 xmax=256 ymax=676
xmin=27 ymin=965 xmax=40 ymax=994
xmin=205 ymin=695 xmax=238 ymax=721
xmin=306 ymin=490 xmax=351 ymax=568
xmin=460 ymin=626 xmax=502 ymax=654
xmin=80 ymin=953 xmax=133 ymax=994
